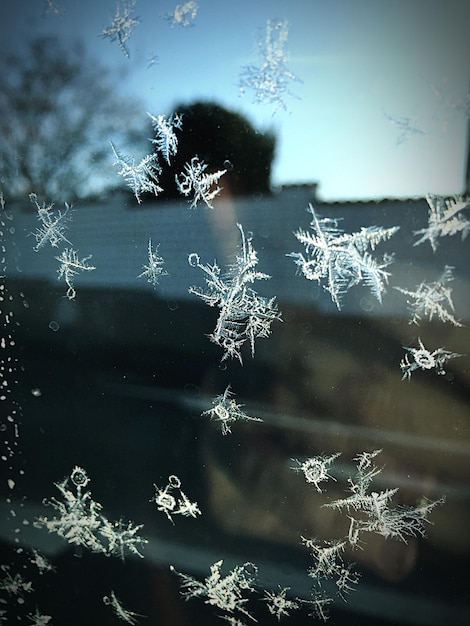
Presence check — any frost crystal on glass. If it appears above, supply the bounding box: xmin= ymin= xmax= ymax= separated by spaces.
xmin=189 ymin=224 xmax=281 ymax=362
xmin=148 ymin=112 xmax=183 ymax=165
xmin=289 ymin=204 xmax=399 ymax=309
xmin=26 ymin=609 xmax=52 ymax=626
xmin=103 ymin=590 xmax=144 ymax=624
xmin=176 ymin=156 xmax=226 ymax=209
xmin=111 ymin=142 xmax=163 ymax=203
xmin=238 ymin=19 xmax=301 ymax=113
xmin=55 ymin=248 xmax=95 ymax=300
xmin=150 ymin=474 xmax=201 ymax=523
xmin=138 ymin=239 xmax=168 ymax=285
xmin=30 ymin=193 xmax=72 ymax=251
xmin=400 ymin=337 xmax=462 ymax=380
xmin=301 ymin=537 xmax=359 ymax=604
xmin=382 ymin=109 xmax=426 ymax=145
xmin=101 ymin=0 xmax=140 ymax=58
xmin=34 ymin=466 xmax=147 ymax=560
xmin=325 ymin=450 xmax=445 ymax=545
xmin=291 ymin=453 xmax=340 ymax=493
xmin=263 ymin=586 xmax=300 ymax=621
xmin=395 ymin=265 xmax=462 ymax=326
xmin=202 ymin=385 xmax=262 ymax=435
xmin=413 ymin=194 xmax=470 ymax=251
xmin=29 ymin=549 xmax=56 ymax=575
xmin=170 ymin=559 xmax=258 ymax=622
xmin=0 ymin=565 xmax=33 ymax=598
xmin=164 ymin=1 xmax=198 ymax=28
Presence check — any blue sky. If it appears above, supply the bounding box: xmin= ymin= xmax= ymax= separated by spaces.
xmin=3 ymin=0 xmax=470 ymax=200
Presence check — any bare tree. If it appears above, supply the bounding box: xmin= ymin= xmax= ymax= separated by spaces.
xmin=0 ymin=36 xmax=146 ymax=202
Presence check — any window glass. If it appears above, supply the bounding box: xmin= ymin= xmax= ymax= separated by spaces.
xmin=1 ymin=1 xmax=469 ymax=625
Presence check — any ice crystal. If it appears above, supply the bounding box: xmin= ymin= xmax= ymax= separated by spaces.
xmin=302 ymin=592 xmax=333 ymax=623
xmin=55 ymin=248 xmax=95 ymax=300
xmin=291 ymin=453 xmax=340 ymax=493
xmin=148 ymin=112 xmax=183 ymax=165
xmin=395 ymin=265 xmax=462 ymax=326
xmin=202 ymin=386 xmax=262 ymax=435
xmin=400 ymin=337 xmax=462 ymax=380
xmin=188 ymin=223 xmax=282 ymax=362
xmin=146 ymin=53 xmax=159 ymax=68
xmin=138 ymin=239 xmax=168 ymax=285
xmin=382 ymin=109 xmax=425 ymax=145
xmin=43 ymin=0 xmax=63 ymax=15
xmin=34 ymin=466 xmax=147 ymax=560
xmin=30 ymin=193 xmax=72 ymax=251
xmin=413 ymin=194 xmax=470 ymax=251
xmin=103 ymin=590 xmax=144 ymax=624
xmin=111 ymin=142 xmax=163 ymax=203
xmin=301 ymin=537 xmax=359 ymax=601
xmin=150 ymin=474 xmax=201 ymax=523
xmin=29 ymin=550 xmax=56 ymax=575
xmin=26 ymin=609 xmax=52 ymax=626
xmin=176 ymin=156 xmax=226 ymax=209
xmin=0 ymin=565 xmax=33 ymax=597
xmin=101 ymin=0 xmax=140 ymax=58
xmin=325 ymin=450 xmax=445 ymax=545
xmin=263 ymin=586 xmax=300 ymax=621
xmin=171 ymin=559 xmax=258 ymax=622
xmin=238 ymin=19 xmax=301 ymax=113
xmin=289 ymin=204 xmax=399 ymax=309
xmin=164 ymin=1 xmax=198 ymax=28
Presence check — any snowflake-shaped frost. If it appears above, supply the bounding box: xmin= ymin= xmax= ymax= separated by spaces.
xmin=30 ymin=193 xmax=72 ymax=251
xmin=103 ymin=590 xmax=144 ymax=624
xmin=0 ymin=565 xmax=33 ymax=598
xmin=325 ymin=450 xmax=445 ymax=545
xmin=301 ymin=536 xmax=360 ymax=602
xmin=291 ymin=453 xmax=340 ymax=493
xmin=150 ymin=475 xmax=201 ymax=523
xmin=29 ymin=550 xmax=56 ymax=575
xmin=34 ymin=467 xmax=147 ymax=560
xmin=395 ymin=265 xmax=462 ymax=326
xmin=26 ymin=609 xmax=52 ymax=626
xmin=289 ymin=204 xmax=399 ymax=309
xmin=171 ymin=559 xmax=258 ymax=622
xmin=148 ymin=112 xmax=183 ymax=165
xmin=263 ymin=586 xmax=300 ymax=621
xmin=176 ymin=156 xmax=226 ymax=209
xmin=164 ymin=1 xmax=198 ymax=27
xmin=55 ymin=248 xmax=95 ymax=300
xmin=238 ymin=19 xmax=301 ymax=114
xmin=400 ymin=337 xmax=462 ymax=380
xmin=138 ymin=239 xmax=168 ymax=285
xmin=202 ymin=386 xmax=262 ymax=435
xmin=189 ymin=223 xmax=282 ymax=362
xmin=101 ymin=0 xmax=140 ymax=58
xmin=382 ymin=109 xmax=426 ymax=145
xmin=413 ymin=194 xmax=470 ymax=251
xmin=111 ymin=142 xmax=163 ymax=203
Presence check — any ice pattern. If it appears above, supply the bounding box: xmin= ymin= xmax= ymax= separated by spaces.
xmin=395 ymin=265 xmax=462 ymax=326
xmin=30 ymin=193 xmax=72 ymax=251
xmin=288 ymin=204 xmax=399 ymax=309
xmin=101 ymin=0 xmax=140 ymax=58
xmin=202 ymin=385 xmax=262 ymax=435
xmin=170 ymin=559 xmax=258 ymax=622
xmin=238 ymin=19 xmax=301 ymax=113
xmin=413 ymin=194 xmax=470 ymax=251
xmin=34 ymin=466 xmax=147 ymax=560
xmin=400 ymin=337 xmax=462 ymax=380
xmin=188 ymin=223 xmax=282 ymax=362
xmin=176 ymin=156 xmax=226 ymax=209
